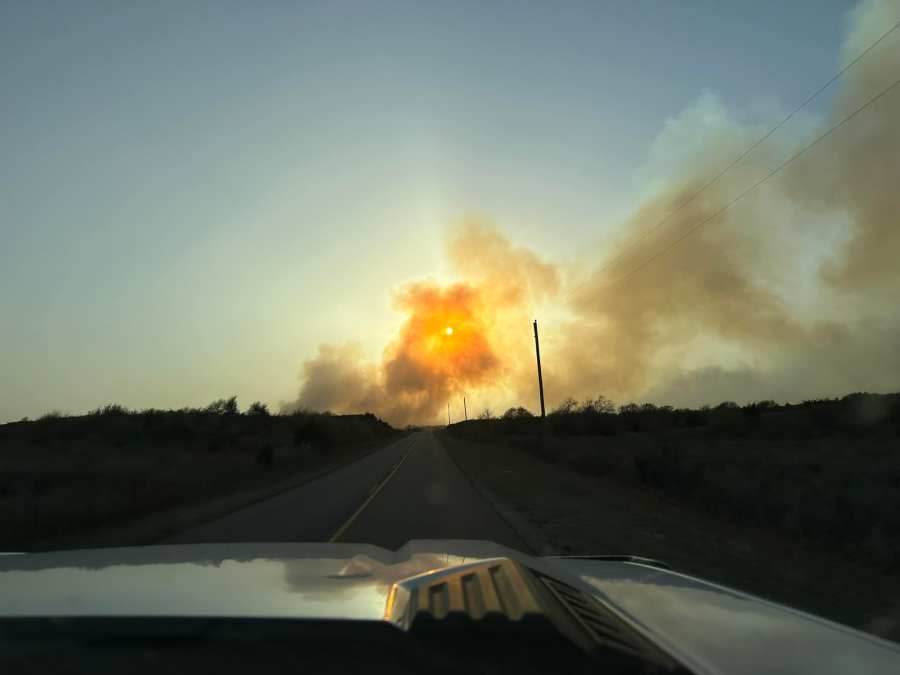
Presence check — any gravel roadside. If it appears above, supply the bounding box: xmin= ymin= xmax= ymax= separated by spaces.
xmin=439 ymin=431 xmax=900 ymax=642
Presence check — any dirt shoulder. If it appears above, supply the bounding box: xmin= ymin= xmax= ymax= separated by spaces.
xmin=439 ymin=432 xmax=900 ymax=642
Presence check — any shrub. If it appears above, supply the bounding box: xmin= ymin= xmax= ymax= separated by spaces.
xmin=89 ymin=404 xmax=131 ymax=417
xmin=256 ymin=444 xmax=275 ymax=467
xmin=147 ymin=416 xmax=196 ymax=443
xmin=673 ymin=410 xmax=708 ymax=428
xmin=292 ymin=418 xmax=329 ymax=447
xmin=743 ymin=400 xmax=778 ymax=417
xmin=502 ymin=407 xmax=534 ymax=420
xmin=247 ymin=401 xmax=270 ymax=417
xmin=206 ymin=396 xmax=239 ymax=415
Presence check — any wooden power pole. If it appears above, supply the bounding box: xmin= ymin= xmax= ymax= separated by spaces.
xmin=533 ymin=319 xmax=546 ymax=418
xmin=463 ymin=396 xmax=468 ymax=421
xmin=447 ymin=402 xmax=450 ymax=427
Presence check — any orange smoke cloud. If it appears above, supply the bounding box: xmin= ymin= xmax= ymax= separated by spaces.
xmin=285 ymin=220 xmax=557 ymax=426
xmin=379 ymin=282 xmax=501 ymax=424
xmin=286 ymin=275 xmax=519 ymax=426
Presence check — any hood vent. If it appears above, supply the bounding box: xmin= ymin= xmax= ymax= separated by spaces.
xmin=387 ymin=558 xmax=544 ymax=628
xmin=385 ymin=557 xmax=681 ymax=671
xmin=533 ymin=570 xmax=679 ymax=670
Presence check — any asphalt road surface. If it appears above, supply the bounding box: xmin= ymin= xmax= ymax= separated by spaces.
xmin=167 ymin=431 xmax=527 ymax=551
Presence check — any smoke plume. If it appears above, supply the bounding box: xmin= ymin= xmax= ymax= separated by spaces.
xmin=285 ymin=221 xmax=559 ymax=425
xmin=555 ymin=0 xmax=900 ymax=407
xmin=286 ymin=0 xmax=900 ymax=424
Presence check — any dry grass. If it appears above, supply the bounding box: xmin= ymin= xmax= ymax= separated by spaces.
xmin=440 ymin=431 xmax=900 ymax=642
xmin=449 ymin=393 xmax=900 ymax=567
xmin=0 ymin=408 xmax=396 ymax=550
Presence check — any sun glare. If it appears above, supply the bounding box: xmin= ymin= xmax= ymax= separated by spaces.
xmin=444 ymin=326 xmax=454 ymax=336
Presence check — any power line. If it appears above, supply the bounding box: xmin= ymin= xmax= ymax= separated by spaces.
xmin=571 ymin=18 xmax=900 ymax=295
xmin=603 ymin=73 xmax=900 ymax=289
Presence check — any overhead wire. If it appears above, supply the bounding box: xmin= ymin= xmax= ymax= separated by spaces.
xmin=605 ymin=73 xmax=900 ymax=288
xmin=567 ymin=18 xmax=900 ymax=298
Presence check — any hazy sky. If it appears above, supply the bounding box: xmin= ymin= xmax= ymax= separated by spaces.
xmin=1 ymin=1 xmax=859 ymax=421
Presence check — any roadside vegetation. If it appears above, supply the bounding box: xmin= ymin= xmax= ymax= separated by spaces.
xmin=0 ymin=399 xmax=396 ymax=550
xmin=449 ymin=392 xmax=900 ymax=567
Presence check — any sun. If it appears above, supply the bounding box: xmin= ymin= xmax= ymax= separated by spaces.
xmin=444 ymin=326 xmax=454 ymax=336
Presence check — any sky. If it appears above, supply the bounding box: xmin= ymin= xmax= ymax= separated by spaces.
xmin=4 ymin=0 xmax=897 ymax=424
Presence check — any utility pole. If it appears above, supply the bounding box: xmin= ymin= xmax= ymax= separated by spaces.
xmin=447 ymin=402 xmax=451 ymax=427
xmin=533 ymin=319 xmax=546 ymax=419
xmin=463 ymin=396 xmax=468 ymax=421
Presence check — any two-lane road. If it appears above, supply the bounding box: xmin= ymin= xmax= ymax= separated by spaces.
xmin=167 ymin=431 xmax=527 ymax=550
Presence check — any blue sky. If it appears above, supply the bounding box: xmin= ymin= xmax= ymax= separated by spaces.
xmin=0 ymin=1 xmax=857 ymax=420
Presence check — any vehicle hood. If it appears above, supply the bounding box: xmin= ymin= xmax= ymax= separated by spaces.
xmin=0 ymin=541 xmax=488 ymax=620
xmin=1 ymin=540 xmax=899 ymax=675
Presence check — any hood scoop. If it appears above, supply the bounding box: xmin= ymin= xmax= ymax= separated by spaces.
xmin=387 ymin=558 xmax=543 ymax=627
xmin=385 ymin=557 xmax=683 ymax=671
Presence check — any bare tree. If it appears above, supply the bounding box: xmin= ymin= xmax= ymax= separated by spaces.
xmin=551 ymin=397 xmax=579 ymax=415
xmin=582 ymin=395 xmax=615 ymax=414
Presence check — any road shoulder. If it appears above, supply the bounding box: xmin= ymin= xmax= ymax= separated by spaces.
xmin=439 ymin=431 xmax=900 ymax=642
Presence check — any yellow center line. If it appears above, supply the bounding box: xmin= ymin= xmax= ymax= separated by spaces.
xmin=328 ymin=436 xmax=417 ymax=543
